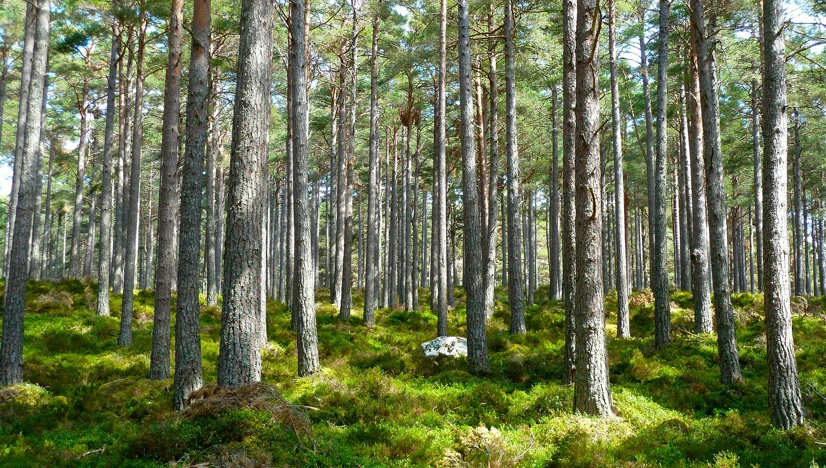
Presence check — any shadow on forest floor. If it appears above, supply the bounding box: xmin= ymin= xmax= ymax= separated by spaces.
xmin=1 ymin=279 xmax=826 ymax=467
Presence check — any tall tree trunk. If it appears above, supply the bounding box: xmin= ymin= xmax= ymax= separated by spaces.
xmin=690 ymin=0 xmax=742 ymax=384
xmin=151 ymin=0 xmax=184 ymax=381
xmin=762 ymin=0 xmax=805 ymax=429
xmin=218 ymin=0 xmax=272 ymax=386
xmin=573 ymin=0 xmax=613 ymax=417
xmin=40 ymin=138 xmax=55 ymax=280
xmin=678 ymin=81 xmax=693 ymax=291
xmin=434 ymin=0 xmax=448 ymax=336
xmin=751 ymin=81 xmax=763 ymax=290
xmin=792 ymin=109 xmax=803 ymax=296
xmin=96 ymin=15 xmax=120 ymax=317
xmin=205 ymin=66 xmax=220 ymax=306
xmin=3 ymin=1 xmax=35 ymax=276
xmin=0 ymin=0 xmax=49 ymax=385
xmin=82 ymin=194 xmax=97 ymax=277
xmin=505 ymin=0 xmax=525 ymax=335
xmin=70 ymin=78 xmax=91 ymax=278
xmin=549 ymin=85 xmax=561 ymax=301
xmin=609 ymin=0 xmax=629 ymax=338
xmin=290 ymin=0 xmax=320 ymax=376
xmin=364 ymin=11 xmax=381 ymax=326
xmin=459 ymin=0 xmax=489 ymax=372
xmin=28 ymin=74 xmax=48 ymax=279
xmin=638 ymin=7 xmax=656 ymax=298
xmin=561 ymin=0 xmax=577 ymax=385
xmin=112 ymin=34 xmax=133 ymax=295
xmin=686 ymin=51 xmax=713 ymax=334
xmin=119 ymin=12 xmax=147 ymax=347
xmin=332 ymin=63 xmax=347 ymax=310
xmin=485 ymin=10 xmax=500 ymax=316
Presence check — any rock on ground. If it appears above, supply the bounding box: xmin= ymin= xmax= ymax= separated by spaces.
xmin=421 ymin=336 xmax=468 ymax=359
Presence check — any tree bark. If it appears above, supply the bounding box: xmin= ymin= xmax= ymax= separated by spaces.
xmin=690 ymin=0 xmax=742 ymax=384
xmin=549 ymin=85 xmax=561 ymax=301
xmin=433 ymin=0 xmax=448 ymax=336
xmin=751 ymin=81 xmax=763 ymax=290
xmin=561 ymin=0 xmax=577 ymax=385
xmin=364 ymin=12 xmax=380 ymax=325
xmin=505 ymin=0 xmax=525 ymax=335
xmin=218 ymin=0 xmax=272 ymax=386
xmin=762 ymin=0 xmax=805 ymax=429
xmin=573 ymin=0 xmax=613 ymax=417
xmin=119 ymin=12 xmax=147 ymax=347
xmin=150 ymin=0 xmax=184 ymax=381
xmin=459 ymin=0 xmax=489 ymax=372
xmin=0 ymin=0 xmax=49 ymax=385
xmin=70 ymin=76 xmax=91 ymax=279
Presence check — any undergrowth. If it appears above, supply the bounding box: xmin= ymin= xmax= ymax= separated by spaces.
xmin=0 ymin=279 xmax=825 ymax=466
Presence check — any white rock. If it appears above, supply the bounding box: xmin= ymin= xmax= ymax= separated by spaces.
xmin=421 ymin=336 xmax=468 ymax=359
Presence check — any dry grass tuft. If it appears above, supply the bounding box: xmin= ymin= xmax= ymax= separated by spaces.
xmin=184 ymin=382 xmax=315 ymax=449
xmin=28 ymin=290 xmax=74 ymax=314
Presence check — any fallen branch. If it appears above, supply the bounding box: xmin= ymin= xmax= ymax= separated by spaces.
xmin=77 ymin=446 xmax=105 ymax=459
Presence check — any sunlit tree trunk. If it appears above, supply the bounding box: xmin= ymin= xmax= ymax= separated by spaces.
xmin=561 ymin=0 xmax=577 ymax=385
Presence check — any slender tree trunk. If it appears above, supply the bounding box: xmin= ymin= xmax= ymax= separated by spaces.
xmin=751 ymin=82 xmax=763 ymax=290
xmin=151 ymin=0 xmax=184 ymax=381
xmin=82 ymin=194 xmax=97 ymax=277
xmin=609 ymin=0 xmax=629 ymax=338
xmin=205 ymin=66 xmax=220 ymax=306
xmin=549 ymin=85 xmax=561 ymax=301
xmin=28 ymin=75 xmax=48 ymax=279
xmin=505 ymin=0 xmax=525 ymax=335
xmin=678 ymin=82 xmax=693 ymax=291
xmin=40 ymin=138 xmax=55 ymax=280
xmin=434 ymin=0 xmax=448 ymax=336
xmin=459 ymin=0 xmax=489 ymax=372
xmin=792 ymin=109 xmax=803 ymax=296
xmin=561 ymin=0 xmax=577 ymax=385
xmin=112 ymin=34 xmax=132 ymax=295
xmin=332 ymin=64 xmax=347 ymax=309
xmin=3 ymin=1 xmax=35 ymax=276
xmin=119 ymin=12 xmax=147 ymax=347
xmin=762 ymin=0 xmax=804 ymax=428
xmin=70 ymin=79 xmax=91 ymax=278
xmin=691 ymin=0 xmax=742 ymax=384
xmin=0 ymin=0 xmax=49 ymax=385
xmin=364 ymin=13 xmax=381 ymax=326
xmin=573 ymin=0 xmax=613 ymax=417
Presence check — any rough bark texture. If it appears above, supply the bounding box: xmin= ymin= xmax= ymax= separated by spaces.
xmin=505 ymin=0 xmax=526 ymax=335
xmin=459 ymin=0 xmax=488 ymax=373
xmin=573 ymin=0 xmax=612 ymax=417
xmin=150 ymin=0 xmax=184 ymax=381
xmin=291 ymin=0 xmax=321 ymax=377
xmin=652 ymin=0 xmax=671 ymax=348
xmin=119 ymin=13 xmax=147 ymax=347
xmin=96 ymin=18 xmax=120 ymax=318
xmin=609 ymin=0 xmax=629 ymax=338
xmin=0 ymin=0 xmax=49 ymax=386
xmin=218 ymin=0 xmax=272 ymax=387
xmin=549 ymin=85 xmax=560 ymax=302
xmin=173 ymin=0 xmax=209 ymax=408
xmin=364 ymin=12 xmax=381 ymax=327
xmin=751 ymin=82 xmax=763 ymax=290
xmin=70 ymin=78 xmax=90 ymax=279
xmin=761 ymin=0 xmax=805 ymax=429
xmin=691 ymin=0 xmax=742 ymax=384
xmin=434 ymin=0 xmax=448 ymax=337
xmin=686 ymin=57 xmax=713 ymax=334
xmin=561 ymin=0 xmax=577 ymax=386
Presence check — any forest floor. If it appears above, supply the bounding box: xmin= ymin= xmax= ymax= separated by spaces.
xmin=1 ymin=281 xmax=826 ymax=467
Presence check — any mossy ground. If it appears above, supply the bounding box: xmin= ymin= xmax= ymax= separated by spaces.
xmin=1 ymin=280 xmax=826 ymax=467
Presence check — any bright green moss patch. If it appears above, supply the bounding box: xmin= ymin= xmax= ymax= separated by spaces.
xmin=1 ymin=281 xmax=826 ymax=466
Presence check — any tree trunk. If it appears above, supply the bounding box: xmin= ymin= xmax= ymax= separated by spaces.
xmin=792 ymin=109 xmax=803 ymax=296
xmin=573 ymin=0 xmax=613 ymax=417
xmin=28 ymin=75 xmax=48 ymax=279
xmin=691 ymin=0 xmax=742 ymax=384
xmin=3 ymin=1 xmax=35 ymax=276
xmin=459 ymin=0 xmax=489 ymax=372
xmin=364 ymin=11 xmax=381 ymax=326
xmin=549 ymin=85 xmax=561 ymax=301
xmin=82 ymin=194 xmax=97 ymax=277
xmin=505 ymin=0 xmax=525 ymax=335
xmin=332 ymin=65 xmax=347 ymax=310
xmin=762 ymin=0 xmax=805 ymax=429
xmin=609 ymin=0 xmax=629 ymax=338
xmin=561 ymin=0 xmax=577 ymax=385
xmin=205 ymin=66 xmax=220 ymax=306
xmin=40 ymin=138 xmax=55 ymax=280
xmin=751 ymin=81 xmax=763 ymax=290
xmin=0 ymin=0 xmax=49 ymax=385
xmin=119 ymin=12 xmax=147 ymax=347
xmin=150 ymin=0 xmax=184 ymax=381
xmin=70 ymin=77 xmax=91 ymax=279
xmin=433 ymin=0 xmax=448 ymax=336
xmin=290 ymin=0 xmax=320 ymax=377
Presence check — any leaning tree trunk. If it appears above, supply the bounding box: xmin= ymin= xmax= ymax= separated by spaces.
xmin=561 ymin=0 xmax=577 ymax=386
xmin=363 ymin=12 xmax=381 ymax=327
xmin=691 ymin=0 xmax=742 ymax=384
xmin=459 ymin=0 xmax=489 ymax=373
xmin=761 ymin=0 xmax=805 ymax=430
xmin=119 ymin=12 xmax=147 ymax=347
xmin=505 ymin=0 xmax=526 ymax=335
xmin=291 ymin=0 xmax=320 ymax=377
xmin=573 ymin=0 xmax=613 ymax=417
xmin=151 ymin=0 xmax=184 ymax=381
xmin=0 ymin=0 xmax=49 ymax=386
xmin=686 ymin=58 xmax=713 ymax=334
xmin=218 ymin=0 xmax=273 ymax=387
xmin=609 ymin=0 xmax=629 ymax=338
xmin=3 ymin=1 xmax=35 ymax=276
xmin=96 ymin=14 xmax=120 ymax=317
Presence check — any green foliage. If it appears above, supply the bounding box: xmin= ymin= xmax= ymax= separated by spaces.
xmin=2 ymin=282 xmax=826 ymax=466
